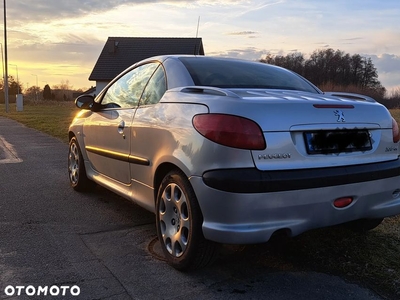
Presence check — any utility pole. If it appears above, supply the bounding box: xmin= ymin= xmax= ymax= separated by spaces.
xmin=3 ymin=0 xmax=9 ymax=113
xmin=0 ymin=43 xmax=4 ymax=82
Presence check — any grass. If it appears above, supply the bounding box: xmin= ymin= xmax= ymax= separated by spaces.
xmin=1 ymin=101 xmax=400 ymax=298
xmin=0 ymin=101 xmax=78 ymax=143
xmin=259 ymin=217 xmax=400 ymax=298
xmin=219 ymin=215 xmax=400 ymax=299
xmin=390 ymin=109 xmax=400 ymax=122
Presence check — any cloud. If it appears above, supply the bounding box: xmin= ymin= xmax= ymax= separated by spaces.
xmin=371 ymin=54 xmax=400 ymax=73
xmin=8 ymin=34 xmax=104 ymax=85
xmin=342 ymin=37 xmax=363 ymax=41
xmin=313 ymin=42 xmax=330 ymax=48
xmin=367 ymin=54 xmax=400 ymax=92
xmin=8 ymin=0 xmax=188 ymax=22
xmin=226 ymin=31 xmax=258 ymax=36
xmin=8 ymin=0 xmax=246 ymax=22
xmin=208 ymin=47 xmax=270 ymax=60
xmin=10 ymin=37 xmax=103 ymax=64
xmin=5 ymin=0 xmax=400 ymax=93
xmin=231 ymin=0 xmax=285 ymax=18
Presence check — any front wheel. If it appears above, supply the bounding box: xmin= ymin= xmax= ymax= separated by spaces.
xmin=68 ymin=137 xmax=95 ymax=192
xmin=155 ymin=170 xmax=218 ymax=271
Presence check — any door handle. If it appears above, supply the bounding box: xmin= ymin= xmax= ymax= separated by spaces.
xmin=117 ymin=121 xmax=126 ymax=138
xmin=118 ymin=120 xmax=125 ymax=130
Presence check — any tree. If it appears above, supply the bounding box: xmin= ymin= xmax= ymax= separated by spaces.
xmin=25 ymin=86 xmax=42 ymax=102
xmin=52 ymin=79 xmax=72 ymax=91
xmin=261 ymin=52 xmax=305 ymax=75
xmin=0 ymin=75 xmax=23 ymax=95
xmin=52 ymin=80 xmax=74 ymax=101
xmin=43 ymin=84 xmax=52 ymax=100
xmin=260 ymin=48 xmax=385 ymax=98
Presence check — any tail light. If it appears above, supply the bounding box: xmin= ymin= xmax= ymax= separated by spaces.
xmin=392 ymin=117 xmax=400 ymax=143
xmin=192 ymin=113 xmax=266 ymax=150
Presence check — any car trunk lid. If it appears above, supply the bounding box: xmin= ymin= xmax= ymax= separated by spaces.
xmin=225 ymin=90 xmax=396 ymax=171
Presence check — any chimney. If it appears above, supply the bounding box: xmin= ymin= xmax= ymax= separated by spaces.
xmin=108 ymin=39 xmax=119 ymax=54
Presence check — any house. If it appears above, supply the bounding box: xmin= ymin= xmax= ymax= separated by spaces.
xmin=89 ymin=37 xmax=205 ymax=95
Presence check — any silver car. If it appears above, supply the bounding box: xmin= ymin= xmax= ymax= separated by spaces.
xmin=68 ymin=55 xmax=400 ymax=270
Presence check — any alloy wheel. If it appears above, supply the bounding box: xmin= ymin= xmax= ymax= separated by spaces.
xmin=68 ymin=142 xmax=80 ymax=185
xmin=158 ymin=183 xmax=190 ymax=257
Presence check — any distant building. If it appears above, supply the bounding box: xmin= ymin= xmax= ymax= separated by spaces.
xmin=89 ymin=37 xmax=205 ymax=95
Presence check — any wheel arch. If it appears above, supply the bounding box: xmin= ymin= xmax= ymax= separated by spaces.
xmin=68 ymin=131 xmax=90 ymax=163
xmin=154 ymin=162 xmax=219 ymax=270
xmin=68 ymin=133 xmax=96 ymax=192
xmin=153 ymin=162 xmax=187 ymax=203
xmin=68 ymin=131 xmax=76 ymax=141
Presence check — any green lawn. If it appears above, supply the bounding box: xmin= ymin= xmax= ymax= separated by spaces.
xmin=1 ymin=101 xmax=400 ymax=298
xmin=0 ymin=101 xmax=78 ymax=143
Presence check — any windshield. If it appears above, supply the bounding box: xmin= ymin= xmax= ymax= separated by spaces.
xmin=179 ymin=57 xmax=320 ymax=94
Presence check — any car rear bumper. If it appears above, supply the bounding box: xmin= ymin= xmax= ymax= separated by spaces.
xmin=202 ymin=159 xmax=400 ymax=193
xmin=190 ymin=159 xmax=400 ymax=244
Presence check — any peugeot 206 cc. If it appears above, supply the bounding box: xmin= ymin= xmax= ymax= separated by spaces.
xmin=68 ymin=55 xmax=400 ymax=270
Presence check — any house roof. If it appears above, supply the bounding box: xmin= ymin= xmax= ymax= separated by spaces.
xmin=89 ymin=37 xmax=205 ymax=81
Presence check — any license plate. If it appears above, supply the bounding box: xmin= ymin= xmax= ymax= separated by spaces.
xmin=304 ymin=130 xmax=372 ymax=154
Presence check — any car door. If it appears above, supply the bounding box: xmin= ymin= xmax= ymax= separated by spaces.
xmin=83 ymin=62 xmax=160 ymax=184
xmin=128 ymin=64 xmax=168 ymax=188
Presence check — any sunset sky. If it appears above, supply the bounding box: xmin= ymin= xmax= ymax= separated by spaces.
xmin=2 ymin=0 xmax=400 ymax=94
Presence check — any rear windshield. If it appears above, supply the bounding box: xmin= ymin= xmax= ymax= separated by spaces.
xmin=179 ymin=57 xmax=319 ymax=93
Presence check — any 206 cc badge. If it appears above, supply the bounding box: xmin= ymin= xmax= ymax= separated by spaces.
xmin=334 ymin=110 xmax=345 ymax=122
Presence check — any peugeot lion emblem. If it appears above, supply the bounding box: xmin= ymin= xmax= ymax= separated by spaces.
xmin=334 ymin=110 xmax=345 ymax=122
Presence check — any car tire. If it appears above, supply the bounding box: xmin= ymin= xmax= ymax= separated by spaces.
xmin=156 ymin=170 xmax=219 ymax=271
xmin=68 ymin=137 xmax=95 ymax=192
xmin=344 ymin=218 xmax=384 ymax=232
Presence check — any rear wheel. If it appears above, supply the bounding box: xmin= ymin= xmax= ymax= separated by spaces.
xmin=68 ymin=137 xmax=95 ymax=192
xmin=155 ymin=170 xmax=219 ymax=271
xmin=344 ymin=218 xmax=383 ymax=232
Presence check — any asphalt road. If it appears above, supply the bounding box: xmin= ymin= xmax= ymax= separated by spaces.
xmin=0 ymin=116 xmax=383 ymax=300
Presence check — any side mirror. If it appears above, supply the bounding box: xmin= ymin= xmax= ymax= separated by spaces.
xmin=75 ymin=94 xmax=95 ymax=110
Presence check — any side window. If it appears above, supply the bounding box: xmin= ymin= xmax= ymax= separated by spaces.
xmin=101 ymin=63 xmax=159 ymax=108
xmin=140 ymin=65 xmax=167 ymax=106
